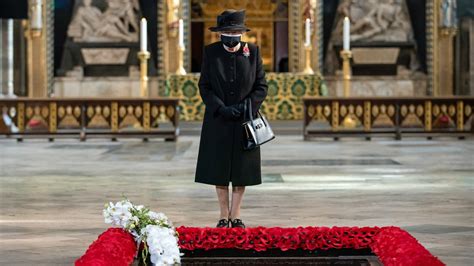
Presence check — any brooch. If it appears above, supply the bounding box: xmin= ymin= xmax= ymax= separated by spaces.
xmin=243 ymin=43 xmax=250 ymax=57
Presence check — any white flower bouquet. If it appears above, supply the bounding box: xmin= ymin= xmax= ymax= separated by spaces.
xmin=103 ymin=199 xmax=181 ymax=265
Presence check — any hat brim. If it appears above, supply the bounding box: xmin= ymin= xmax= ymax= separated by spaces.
xmin=209 ymin=25 xmax=251 ymax=32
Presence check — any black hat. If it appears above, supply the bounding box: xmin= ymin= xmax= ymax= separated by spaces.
xmin=209 ymin=9 xmax=251 ymax=32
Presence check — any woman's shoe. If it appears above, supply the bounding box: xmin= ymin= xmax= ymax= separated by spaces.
xmin=216 ymin=218 xmax=229 ymax=228
xmin=230 ymin=218 xmax=246 ymax=228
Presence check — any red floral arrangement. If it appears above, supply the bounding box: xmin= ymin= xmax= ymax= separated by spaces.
xmin=75 ymin=228 xmax=137 ymax=266
xmin=177 ymin=226 xmax=378 ymax=251
xmin=76 ymin=226 xmax=445 ymax=266
xmin=370 ymin=227 xmax=444 ymax=266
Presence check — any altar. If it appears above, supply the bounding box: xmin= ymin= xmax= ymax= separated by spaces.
xmin=163 ymin=73 xmax=324 ymax=121
xmin=2 ymin=0 xmax=467 ymax=123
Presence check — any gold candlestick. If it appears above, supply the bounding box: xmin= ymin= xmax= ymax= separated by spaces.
xmin=26 ymin=27 xmax=46 ymax=98
xmin=137 ymin=51 xmax=150 ymax=97
xmin=303 ymin=46 xmax=314 ymax=74
xmin=340 ymin=49 xmax=355 ymax=128
xmin=340 ymin=50 xmax=352 ymax=97
xmin=176 ymin=46 xmax=187 ymax=75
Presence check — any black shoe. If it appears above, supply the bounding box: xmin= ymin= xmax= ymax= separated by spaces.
xmin=216 ymin=218 xmax=229 ymax=228
xmin=230 ymin=218 xmax=246 ymax=228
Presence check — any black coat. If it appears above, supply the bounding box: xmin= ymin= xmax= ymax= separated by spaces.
xmin=194 ymin=41 xmax=268 ymax=186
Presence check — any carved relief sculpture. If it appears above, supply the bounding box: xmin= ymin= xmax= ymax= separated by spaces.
xmin=67 ymin=0 xmax=140 ymax=42
xmin=331 ymin=0 xmax=413 ymax=44
xmin=58 ymin=0 xmax=151 ymax=77
xmin=325 ymin=0 xmax=417 ymax=75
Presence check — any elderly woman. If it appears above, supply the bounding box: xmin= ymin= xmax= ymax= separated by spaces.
xmin=194 ymin=10 xmax=268 ymax=228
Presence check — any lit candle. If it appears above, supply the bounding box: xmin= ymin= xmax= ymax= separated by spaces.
xmin=140 ymin=18 xmax=147 ymax=52
xmin=31 ymin=0 xmax=43 ymax=30
xmin=305 ymin=18 xmax=311 ymax=47
xmin=343 ymin=16 xmax=350 ymax=51
xmin=178 ymin=19 xmax=184 ymax=49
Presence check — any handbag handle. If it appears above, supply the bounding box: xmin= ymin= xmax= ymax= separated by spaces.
xmin=245 ymin=97 xmax=267 ymax=127
xmin=247 ymin=97 xmax=253 ymax=121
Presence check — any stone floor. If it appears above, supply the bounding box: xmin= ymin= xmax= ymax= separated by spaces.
xmin=0 ymin=131 xmax=473 ymax=265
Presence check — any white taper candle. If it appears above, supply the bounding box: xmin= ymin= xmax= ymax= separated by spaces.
xmin=178 ymin=19 xmax=184 ymax=49
xmin=446 ymin=0 xmax=453 ymax=27
xmin=140 ymin=18 xmax=147 ymax=52
xmin=31 ymin=0 xmax=43 ymax=29
xmin=343 ymin=16 xmax=350 ymax=51
xmin=305 ymin=18 xmax=311 ymax=47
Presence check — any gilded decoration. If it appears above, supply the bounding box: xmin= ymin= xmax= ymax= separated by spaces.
xmin=303 ymin=97 xmax=474 ymax=137
xmin=57 ymin=104 xmax=82 ymax=128
xmin=0 ymin=99 xmax=180 ymax=140
xmin=163 ymin=73 xmax=322 ymax=121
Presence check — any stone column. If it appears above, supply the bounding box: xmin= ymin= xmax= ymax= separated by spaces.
xmin=0 ymin=20 xmax=4 ymax=96
xmin=26 ymin=0 xmax=53 ymax=98
xmin=455 ymin=17 xmax=473 ymax=95
xmin=0 ymin=19 xmax=16 ymax=97
xmin=7 ymin=19 xmax=15 ymax=97
xmin=438 ymin=28 xmax=457 ymax=95
xmin=429 ymin=0 xmax=458 ymax=96
xmin=311 ymin=0 xmax=323 ymax=73
xmin=157 ymin=0 xmax=169 ymax=96
xmin=289 ymin=0 xmax=304 ymax=73
xmin=470 ymin=19 xmax=474 ymax=96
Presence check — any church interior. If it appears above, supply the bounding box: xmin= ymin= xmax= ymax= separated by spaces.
xmin=0 ymin=0 xmax=473 ymax=265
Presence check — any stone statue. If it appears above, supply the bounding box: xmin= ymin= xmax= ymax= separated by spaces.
xmin=167 ymin=0 xmax=181 ymax=30
xmin=440 ymin=0 xmax=457 ymax=28
xmin=67 ymin=0 xmax=140 ymax=42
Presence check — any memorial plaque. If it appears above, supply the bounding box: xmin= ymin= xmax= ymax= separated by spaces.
xmin=81 ymin=48 xmax=130 ymax=65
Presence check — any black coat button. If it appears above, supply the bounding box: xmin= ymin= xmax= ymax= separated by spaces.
xmin=230 ymin=91 xmax=235 ymax=95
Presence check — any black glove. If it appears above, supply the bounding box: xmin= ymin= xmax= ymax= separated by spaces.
xmin=218 ymin=105 xmax=242 ymax=120
xmin=232 ymin=102 xmax=246 ymax=114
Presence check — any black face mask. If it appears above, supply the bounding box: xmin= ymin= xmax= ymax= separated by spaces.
xmin=221 ymin=34 xmax=241 ymax=48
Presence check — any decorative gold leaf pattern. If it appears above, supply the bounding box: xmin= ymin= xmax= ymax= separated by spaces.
xmin=87 ymin=106 xmax=94 ymax=118
xmin=387 ymin=105 xmax=395 ymax=117
xmin=448 ymin=105 xmax=455 ymax=116
xmin=151 ymin=106 xmax=159 ymax=118
xmin=74 ymin=106 xmax=81 ymax=118
xmin=164 ymin=73 xmax=322 ymax=121
xmin=465 ymin=105 xmax=472 ymax=116
xmin=416 ymin=105 xmax=424 ymax=117
xmin=58 ymin=107 xmax=65 ymax=118
xmin=372 ymin=105 xmax=379 ymax=117
xmin=433 ymin=105 xmax=440 ymax=116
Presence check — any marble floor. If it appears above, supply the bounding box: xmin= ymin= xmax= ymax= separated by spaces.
xmin=0 ymin=131 xmax=473 ymax=265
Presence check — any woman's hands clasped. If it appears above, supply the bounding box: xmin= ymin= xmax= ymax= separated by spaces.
xmin=218 ymin=102 xmax=246 ymax=121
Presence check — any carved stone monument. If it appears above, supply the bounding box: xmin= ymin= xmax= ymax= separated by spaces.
xmin=325 ymin=0 xmax=426 ymax=96
xmin=57 ymin=0 xmax=151 ymax=77
xmin=55 ymin=0 xmax=158 ymax=97
xmin=67 ymin=0 xmax=139 ymax=43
